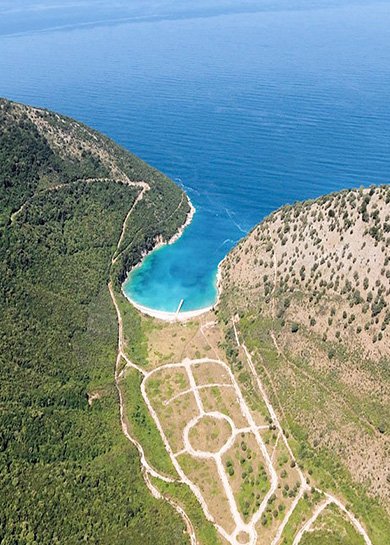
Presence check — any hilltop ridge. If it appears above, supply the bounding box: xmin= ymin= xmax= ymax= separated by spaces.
xmin=222 ymin=185 xmax=389 ymax=359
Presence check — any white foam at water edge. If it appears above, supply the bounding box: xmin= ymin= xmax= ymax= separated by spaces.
xmin=124 ymin=293 xmax=213 ymax=322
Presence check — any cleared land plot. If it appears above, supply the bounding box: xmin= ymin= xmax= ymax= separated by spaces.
xmin=178 ymin=453 xmax=236 ymax=535
xmin=146 ymin=366 xmax=190 ymax=403
xmin=146 ymin=313 xmax=220 ymax=368
xmin=222 ymin=432 xmax=271 ymax=522
xmin=188 ymin=414 xmax=233 ymax=453
xmin=143 ymin=359 xmax=280 ymax=544
xmin=148 ymin=389 xmax=199 ymax=453
xmin=192 ymin=361 xmax=232 ymax=385
xmin=200 ymin=385 xmax=250 ymax=429
xmin=147 ymin=320 xmax=199 ymax=367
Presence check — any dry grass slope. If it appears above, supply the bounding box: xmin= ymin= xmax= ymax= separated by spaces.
xmin=220 ymin=186 xmax=389 ymax=516
xmin=223 ymin=186 xmax=389 ymax=359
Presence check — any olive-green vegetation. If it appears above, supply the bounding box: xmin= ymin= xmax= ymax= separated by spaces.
xmin=122 ymin=367 xmax=177 ymax=478
xmin=0 ymin=99 xmax=190 ymax=544
xmin=300 ymin=504 xmax=366 ymax=545
xmin=153 ymin=478 xmax=223 ymax=545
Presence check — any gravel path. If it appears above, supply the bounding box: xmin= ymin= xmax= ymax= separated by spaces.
xmin=105 ymin=173 xmax=372 ymax=545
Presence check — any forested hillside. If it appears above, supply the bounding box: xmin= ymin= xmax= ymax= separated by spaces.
xmin=0 ymin=98 xmax=190 ymax=544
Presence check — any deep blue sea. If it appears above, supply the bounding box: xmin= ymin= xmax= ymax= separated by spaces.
xmin=1 ymin=1 xmax=389 ymax=312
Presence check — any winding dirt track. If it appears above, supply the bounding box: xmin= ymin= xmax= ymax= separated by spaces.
xmin=108 ymin=175 xmax=372 ymax=545
xmin=11 ymin=177 xmax=133 ymax=225
xmin=107 ymin=178 xmax=198 ymax=545
xmin=111 ymin=181 xmax=149 ymax=265
xmin=12 ymin=173 xmax=373 ymax=545
xmin=232 ymin=321 xmax=372 ymax=545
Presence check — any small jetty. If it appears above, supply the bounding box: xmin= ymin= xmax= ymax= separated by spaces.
xmin=176 ymin=299 xmax=184 ymax=317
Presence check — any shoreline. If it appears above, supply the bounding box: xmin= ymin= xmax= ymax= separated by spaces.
xmin=123 ymin=295 xmax=213 ymax=322
xmin=122 ymin=198 xmax=196 ymax=285
xmin=168 ymin=198 xmax=195 ymax=245
xmin=215 ymin=255 xmax=225 ymax=306
xmin=122 ymin=196 xmax=218 ymax=322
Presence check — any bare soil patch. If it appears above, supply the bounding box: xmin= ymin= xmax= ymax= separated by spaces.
xmin=177 ymin=453 xmax=236 ymax=534
xmin=192 ymin=361 xmax=231 ymax=385
xmin=200 ymin=385 xmax=249 ymax=429
xmin=188 ymin=414 xmax=233 ymax=453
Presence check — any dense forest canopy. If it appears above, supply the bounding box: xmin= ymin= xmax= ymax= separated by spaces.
xmin=0 ymin=98 xmax=190 ymax=544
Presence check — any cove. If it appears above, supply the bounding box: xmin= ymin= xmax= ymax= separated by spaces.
xmin=1 ymin=2 xmax=389 ymax=314
xmin=123 ymin=209 xmax=219 ymax=313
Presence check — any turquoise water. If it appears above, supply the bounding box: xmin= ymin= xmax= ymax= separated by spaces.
xmin=1 ymin=2 xmax=389 ymax=312
xmin=124 ymin=213 xmax=219 ymax=313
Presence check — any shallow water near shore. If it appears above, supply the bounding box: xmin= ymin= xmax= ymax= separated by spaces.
xmin=124 ymin=212 xmax=218 ymax=313
xmin=1 ymin=1 xmax=389 ymax=311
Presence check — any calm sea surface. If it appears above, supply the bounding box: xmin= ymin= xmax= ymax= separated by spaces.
xmin=1 ymin=1 xmax=389 ymax=311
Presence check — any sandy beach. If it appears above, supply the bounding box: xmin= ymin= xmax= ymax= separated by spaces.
xmin=124 ymin=296 xmax=213 ymax=322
